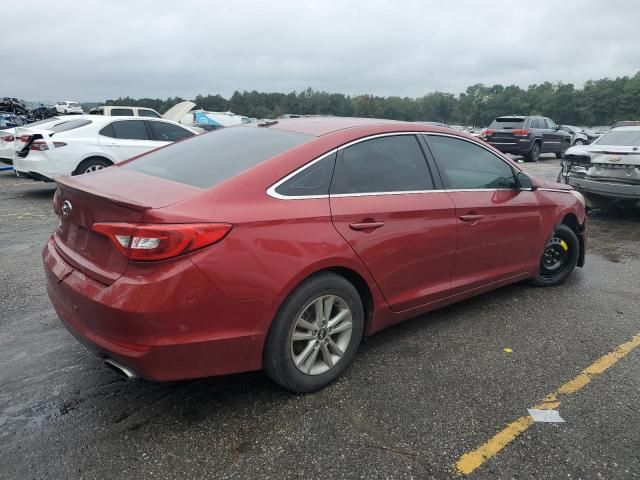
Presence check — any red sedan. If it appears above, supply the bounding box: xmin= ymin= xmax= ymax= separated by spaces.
xmin=43 ymin=117 xmax=586 ymax=392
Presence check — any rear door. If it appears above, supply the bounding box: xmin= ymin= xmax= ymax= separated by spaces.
xmin=425 ymin=134 xmax=544 ymax=293
xmin=98 ymin=119 xmax=160 ymax=161
xmin=329 ymin=134 xmax=457 ymax=312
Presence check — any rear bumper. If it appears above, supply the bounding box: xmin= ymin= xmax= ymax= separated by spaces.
xmin=14 ymin=153 xmax=63 ymax=180
xmin=486 ymin=140 xmax=532 ymax=155
xmin=43 ymin=236 xmax=279 ymax=381
xmin=567 ymin=177 xmax=640 ymax=199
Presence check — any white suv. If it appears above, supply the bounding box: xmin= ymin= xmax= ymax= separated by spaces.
xmin=55 ymin=101 xmax=83 ymax=115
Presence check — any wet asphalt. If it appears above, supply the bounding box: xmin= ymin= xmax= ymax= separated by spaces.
xmin=0 ymin=156 xmax=638 ymax=479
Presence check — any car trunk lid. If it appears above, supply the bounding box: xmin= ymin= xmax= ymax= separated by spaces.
xmin=52 ymin=167 xmax=205 ymax=285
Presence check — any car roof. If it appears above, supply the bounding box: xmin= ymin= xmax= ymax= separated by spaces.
xmin=609 ymin=125 xmax=640 ymax=131
xmin=254 ymin=116 xmax=412 ymax=137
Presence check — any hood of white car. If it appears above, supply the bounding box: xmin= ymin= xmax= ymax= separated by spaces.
xmin=163 ymin=101 xmax=196 ymax=123
xmin=565 ymin=144 xmax=640 ymax=165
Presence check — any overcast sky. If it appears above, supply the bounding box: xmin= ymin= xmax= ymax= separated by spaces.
xmin=2 ymin=0 xmax=639 ymax=102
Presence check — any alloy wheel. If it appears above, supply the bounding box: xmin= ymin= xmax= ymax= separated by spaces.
xmin=84 ymin=164 xmax=105 ymax=174
xmin=290 ymin=295 xmax=353 ymax=375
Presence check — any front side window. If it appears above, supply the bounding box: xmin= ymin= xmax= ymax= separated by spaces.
xmin=545 ymin=118 xmax=557 ymax=129
xmin=427 ymin=136 xmax=517 ymax=190
xmin=111 ymin=108 xmax=134 ymax=116
xmin=148 ymin=121 xmax=195 ymax=141
xmin=330 ymin=135 xmax=433 ymax=194
xmin=107 ymin=120 xmax=150 ymax=140
xmin=274 ymin=152 xmax=336 ymax=197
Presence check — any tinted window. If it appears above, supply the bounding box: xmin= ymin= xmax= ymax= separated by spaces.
xmin=330 ymin=135 xmax=433 ymax=194
xmin=123 ymin=126 xmax=312 ymax=188
xmin=110 ymin=120 xmax=150 ymax=140
xmin=427 ymin=136 xmax=517 ymax=189
xmin=545 ymin=118 xmax=557 ymax=129
xmin=148 ymin=121 xmax=195 ymax=141
xmin=530 ymin=119 xmax=544 ymax=129
xmin=50 ymin=119 xmax=92 ymax=133
xmin=594 ymin=130 xmax=640 ymax=146
xmin=25 ymin=117 xmax=60 ymax=127
xmin=488 ymin=117 xmax=525 ymax=129
xmin=139 ymin=109 xmax=162 ymax=118
xmin=69 ymin=102 xmax=81 ymax=108
xmin=111 ymin=108 xmax=134 ymax=116
xmin=275 ymin=152 xmax=336 ymax=197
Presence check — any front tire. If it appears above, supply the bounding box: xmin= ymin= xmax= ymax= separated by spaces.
xmin=531 ymin=224 xmax=579 ymax=286
xmin=263 ymin=273 xmax=364 ymax=393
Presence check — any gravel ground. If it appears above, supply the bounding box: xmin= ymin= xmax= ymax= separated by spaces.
xmin=1 ymin=156 xmax=638 ymax=479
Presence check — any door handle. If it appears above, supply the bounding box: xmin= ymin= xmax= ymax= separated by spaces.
xmin=459 ymin=214 xmax=484 ymax=222
xmin=349 ymin=221 xmax=385 ymax=231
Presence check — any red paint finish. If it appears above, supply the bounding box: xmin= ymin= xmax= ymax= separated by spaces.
xmin=43 ymin=118 xmax=586 ymax=381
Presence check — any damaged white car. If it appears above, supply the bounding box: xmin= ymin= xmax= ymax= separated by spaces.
xmin=558 ymin=126 xmax=640 ymax=208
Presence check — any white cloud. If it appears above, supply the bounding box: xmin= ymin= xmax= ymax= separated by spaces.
xmin=1 ymin=0 xmax=639 ymax=101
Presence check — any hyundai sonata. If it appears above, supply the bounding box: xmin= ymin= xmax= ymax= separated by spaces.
xmin=44 ymin=117 xmax=586 ymax=392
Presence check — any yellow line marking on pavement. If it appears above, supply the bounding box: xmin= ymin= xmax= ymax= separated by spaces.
xmin=455 ymin=333 xmax=640 ymax=476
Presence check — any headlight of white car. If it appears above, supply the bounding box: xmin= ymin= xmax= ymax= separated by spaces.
xmin=570 ymin=190 xmax=585 ymax=206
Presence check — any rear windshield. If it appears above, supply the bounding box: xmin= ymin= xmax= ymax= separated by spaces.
xmin=123 ymin=126 xmax=313 ymax=188
xmin=25 ymin=117 xmax=60 ymax=127
xmin=69 ymin=102 xmax=81 ymax=107
xmin=595 ymin=130 xmax=640 ymax=146
xmin=489 ymin=117 xmax=525 ymax=129
xmin=50 ymin=119 xmax=92 ymax=133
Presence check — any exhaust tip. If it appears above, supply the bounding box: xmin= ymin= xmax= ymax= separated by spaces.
xmin=104 ymin=358 xmax=138 ymax=380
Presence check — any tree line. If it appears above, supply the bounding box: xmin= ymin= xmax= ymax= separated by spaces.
xmin=104 ymin=71 xmax=640 ymax=127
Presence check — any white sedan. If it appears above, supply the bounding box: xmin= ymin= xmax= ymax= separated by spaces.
xmin=1 ymin=116 xmax=67 ymax=164
xmin=12 ymin=115 xmax=198 ymax=181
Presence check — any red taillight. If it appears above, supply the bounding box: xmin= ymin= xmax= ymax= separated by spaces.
xmin=18 ymin=135 xmax=31 ymax=143
xmin=512 ymin=129 xmax=529 ymax=137
xmin=1 ymin=135 xmax=14 ymax=142
xmin=29 ymin=140 xmax=67 ymax=151
xmin=91 ymin=222 xmax=232 ymax=261
xmin=483 ymin=129 xmax=494 ymax=135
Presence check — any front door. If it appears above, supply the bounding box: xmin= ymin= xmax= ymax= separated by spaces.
xmin=425 ymin=134 xmax=544 ymax=293
xmin=329 ymin=134 xmax=458 ymax=312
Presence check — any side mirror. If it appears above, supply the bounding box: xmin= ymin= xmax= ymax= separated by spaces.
xmin=516 ymin=171 xmax=539 ymax=190
xmin=555 ymin=125 xmax=562 ymax=131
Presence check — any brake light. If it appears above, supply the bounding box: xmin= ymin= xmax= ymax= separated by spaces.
xmin=1 ymin=135 xmax=14 ymax=142
xmin=18 ymin=135 xmax=31 ymax=143
xmin=30 ymin=140 xmax=67 ymax=151
xmin=483 ymin=129 xmax=494 ymax=135
xmin=91 ymin=223 xmax=232 ymax=261
xmin=512 ymin=129 xmax=530 ymax=136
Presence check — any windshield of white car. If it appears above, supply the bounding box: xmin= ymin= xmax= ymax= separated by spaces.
xmin=594 ymin=130 xmax=640 ymax=146
xmin=49 ymin=119 xmax=92 ymax=133
xmin=24 ymin=117 xmax=61 ymax=128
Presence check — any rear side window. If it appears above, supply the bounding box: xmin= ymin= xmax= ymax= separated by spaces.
xmin=50 ymin=119 xmax=92 ymax=133
xmin=489 ymin=117 xmax=525 ymax=129
xmin=123 ymin=126 xmax=312 ymax=188
xmin=148 ymin=121 xmax=195 ymax=141
xmin=531 ymin=119 xmax=545 ymax=129
xmin=330 ymin=135 xmax=433 ymax=194
xmin=111 ymin=108 xmax=134 ymax=116
xmin=101 ymin=120 xmax=150 ymax=140
xmin=139 ymin=109 xmax=162 ymax=118
xmin=427 ymin=136 xmax=517 ymax=189
xmin=274 ymin=152 xmax=336 ymax=197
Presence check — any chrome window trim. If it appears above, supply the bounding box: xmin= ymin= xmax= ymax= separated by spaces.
xmin=266 ymin=148 xmax=338 ymax=200
xmin=266 ymin=131 xmax=530 ymax=200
